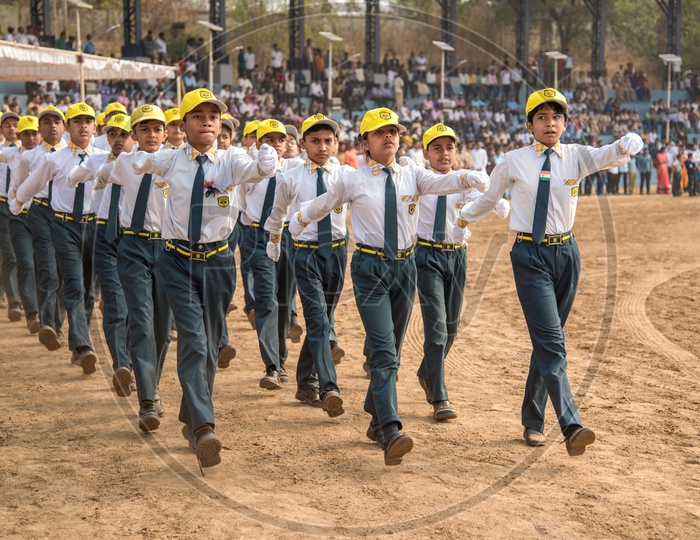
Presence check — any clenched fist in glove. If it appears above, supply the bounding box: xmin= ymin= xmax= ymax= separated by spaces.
xmin=463 ymin=170 xmax=490 ymax=192
xmin=257 ymin=143 xmax=279 ymax=178
xmin=398 ymin=156 xmax=419 ymax=170
xmin=266 ymin=240 xmax=281 ymax=262
xmin=288 ymin=212 xmax=307 ymax=239
xmin=452 ymin=222 xmax=472 ymax=245
xmin=618 ymin=132 xmax=644 ymax=156
xmin=8 ymin=198 xmax=23 ymax=215
xmin=493 ymin=197 xmax=510 ymax=219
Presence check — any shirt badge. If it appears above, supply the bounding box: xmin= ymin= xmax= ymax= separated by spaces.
xmin=408 ymin=203 xmax=416 ymax=215
xmin=565 ymin=179 xmax=577 ymax=186
xmin=571 ymin=186 xmax=579 ymax=197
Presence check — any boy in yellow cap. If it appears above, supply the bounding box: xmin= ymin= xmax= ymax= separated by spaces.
xmin=266 ymin=113 xmax=349 ymax=415
xmin=1 ymin=116 xmax=42 ymax=333
xmin=93 ymin=101 xmax=129 ymax=151
xmin=239 ymin=118 xmax=304 ymax=389
xmin=0 ymin=110 xmax=21 ymax=322
xmin=163 ymin=108 xmax=185 ymax=149
xmin=11 ymin=103 xmax=109 ymax=374
xmin=411 ymin=123 xmax=509 ymax=422
xmin=7 ymin=105 xmax=67 ymax=350
xmin=290 ymin=107 xmax=488 ymax=465
xmin=459 ymin=88 xmax=643 ymax=456
xmin=129 ymin=89 xmax=278 ymax=467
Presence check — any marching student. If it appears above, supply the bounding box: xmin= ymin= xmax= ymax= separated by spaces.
xmin=239 ymin=119 xmax=303 ymax=390
xmin=69 ymin=113 xmax=133 ymax=395
xmin=130 ymin=89 xmax=278 ymax=467
xmin=164 ymin=108 xmax=185 ymax=149
xmin=0 ymin=110 xmax=21 ymax=322
xmin=410 ymin=123 xmax=509 ymax=422
xmin=290 ymin=108 xmax=488 ymax=465
xmin=93 ymin=102 xmax=128 ymax=151
xmin=92 ymin=104 xmax=172 ymax=430
xmin=1 ymin=116 xmax=42 ymax=334
xmin=459 ymin=88 xmax=643 ymax=456
xmin=11 ymin=103 xmax=108 ymax=374
xmin=8 ymin=106 xmax=67 ymax=350
xmin=266 ymin=113 xmax=348 ymax=416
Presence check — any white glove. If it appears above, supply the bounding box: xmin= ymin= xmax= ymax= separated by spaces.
xmin=257 ymin=144 xmax=278 ymax=178
xmin=493 ymin=198 xmax=510 ymax=219
xmin=398 ymin=156 xmax=418 ymax=170
xmin=288 ymin=212 xmax=307 ymax=239
xmin=465 ymin=170 xmax=490 ymax=192
xmin=131 ymin=151 xmax=152 ymax=174
xmin=266 ymin=240 xmax=281 ymax=262
xmin=8 ymin=198 xmax=23 ymax=215
xmin=619 ymin=133 xmax=644 ymax=156
xmin=452 ymin=222 xmax=472 ymax=244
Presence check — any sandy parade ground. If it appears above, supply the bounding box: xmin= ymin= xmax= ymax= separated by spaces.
xmin=1 ymin=194 xmax=699 ymax=539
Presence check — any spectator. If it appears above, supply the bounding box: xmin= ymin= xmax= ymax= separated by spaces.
xmin=66 ymin=35 xmax=76 ymax=51
xmin=470 ymin=140 xmax=488 ymax=171
xmin=244 ymin=46 xmax=256 ymax=78
xmin=81 ymin=34 xmax=95 ymax=55
xmin=15 ymin=27 xmax=27 ymax=45
xmin=270 ymin=43 xmax=283 ymax=73
xmin=55 ymin=31 xmax=67 ymax=50
xmin=142 ymin=30 xmax=155 ymax=62
xmin=4 ymin=27 xmax=14 ymax=42
xmin=155 ymin=32 xmax=167 ymax=64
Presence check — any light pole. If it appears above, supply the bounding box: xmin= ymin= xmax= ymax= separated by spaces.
xmin=198 ymin=20 xmax=224 ymax=91
xmin=319 ymin=31 xmax=343 ymax=112
xmin=659 ymin=54 xmax=681 ymax=145
xmin=432 ymin=40 xmax=455 ymax=107
xmin=545 ymin=51 xmax=568 ymax=89
xmin=67 ymin=0 xmax=93 ymax=102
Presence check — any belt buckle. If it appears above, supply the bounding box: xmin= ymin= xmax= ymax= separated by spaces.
xmin=546 ymin=234 xmax=563 ymax=246
xmin=396 ymin=251 xmax=406 ymax=261
xmin=516 ymin=233 xmax=523 ymax=243
xmin=190 ymin=250 xmax=206 ymax=261
xmin=442 ymin=243 xmax=455 ymax=252
xmin=61 ymin=213 xmax=69 ymax=222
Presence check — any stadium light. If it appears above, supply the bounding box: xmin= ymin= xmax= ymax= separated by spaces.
xmin=659 ymin=54 xmax=681 ymax=144
xmin=319 ymin=32 xmax=344 ymax=112
xmin=198 ymin=20 xmax=224 ymax=91
xmin=432 ymin=40 xmax=455 ymax=107
xmin=545 ymin=51 xmax=568 ymax=89
xmin=67 ymin=0 xmax=93 ymax=102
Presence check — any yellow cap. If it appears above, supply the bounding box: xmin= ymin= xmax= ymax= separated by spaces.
xmin=164 ymin=108 xmax=181 ymax=125
xmin=179 ymin=88 xmax=227 ymax=118
xmin=131 ymin=104 xmax=166 ymax=128
xmin=38 ymin=106 xmax=66 ymax=122
xmin=96 ymin=112 xmax=106 ymax=126
xmin=104 ymin=102 xmax=128 ymax=116
xmin=243 ymin=120 xmax=260 ymax=137
xmin=359 ymin=108 xmax=406 ymax=136
xmin=18 ymin=115 xmax=39 ymax=133
xmin=422 ymin=123 xmax=458 ymax=150
xmin=525 ymin=88 xmax=568 ymax=116
xmin=221 ymin=113 xmax=240 ymax=132
xmin=0 ymin=111 xmax=20 ymax=124
xmin=256 ymin=118 xmax=286 ymax=140
xmin=300 ymin=114 xmax=339 ymax=138
xmin=105 ymin=113 xmax=131 ymax=133
xmin=65 ymin=102 xmax=96 ymax=120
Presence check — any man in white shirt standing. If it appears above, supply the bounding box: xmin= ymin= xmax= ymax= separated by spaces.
xmin=470 ymin=140 xmax=488 ymax=171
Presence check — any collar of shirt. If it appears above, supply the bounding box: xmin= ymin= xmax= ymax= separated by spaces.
xmin=165 ymin=141 xmax=182 ymax=150
xmin=305 ymin=158 xmax=333 ymax=175
xmin=533 ymin=140 xmax=562 ymax=158
xmin=368 ymin=159 xmax=399 ymax=175
xmin=43 ymin=140 xmax=66 ymax=152
xmin=183 ymin=142 xmax=217 ymax=163
xmin=108 ymin=152 xmax=117 ymax=163
xmin=68 ymin=142 xmax=92 ymax=157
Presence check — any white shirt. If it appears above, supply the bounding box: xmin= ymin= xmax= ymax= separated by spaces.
xmin=9 ymin=141 xmax=67 ymax=200
xmin=240 ymin=157 xmax=303 ymax=226
xmin=130 ymin=144 xmax=264 ymax=243
xmin=266 ymin=160 xmax=350 ymax=242
xmin=471 ymin=147 xmax=488 ymax=171
xmin=0 ymin=143 xmax=21 ymax=198
xmin=270 ymin=49 xmax=283 ymax=69
xmin=299 ymin=160 xmax=471 ymax=251
xmin=17 ymin=144 xmax=108 ymax=215
xmin=417 ymin=172 xmax=475 ymax=245
xmin=462 ymin=141 xmax=632 ymax=235
xmin=93 ymin=133 xmax=110 ymax=151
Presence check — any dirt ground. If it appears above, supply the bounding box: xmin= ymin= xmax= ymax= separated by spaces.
xmin=1 ymin=194 xmax=699 ymax=539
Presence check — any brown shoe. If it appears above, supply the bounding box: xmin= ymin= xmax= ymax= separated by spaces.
xmin=227 ymin=302 xmax=238 ymax=314
xmin=330 ymin=342 xmax=345 ymax=365
xmin=38 ymin=326 xmax=62 ymax=351
xmin=362 ymin=358 xmax=371 ymax=379
xmin=112 ymin=366 xmax=132 ymax=397
xmin=288 ymin=317 xmax=303 ymax=343
xmin=195 ymin=428 xmax=222 ymax=468
xmin=295 ymin=387 xmax=322 ymax=407
xmin=433 ymin=400 xmax=457 ymax=421
xmin=8 ymin=306 xmax=21 ymax=322
xmin=523 ymin=428 xmax=547 ymax=447
xmin=26 ymin=314 xmax=40 ymax=334
xmin=138 ymin=402 xmax=160 ymax=432
xmin=260 ymin=369 xmax=281 ymax=390
xmin=366 ymin=419 xmax=385 ymax=446
xmin=217 ymin=344 xmax=237 ymax=369
xmin=321 ymin=390 xmax=345 ymax=418
xmin=383 ymin=433 xmax=414 ymax=466
xmin=154 ymin=387 xmax=165 ymax=417
xmin=564 ymin=427 xmax=595 ymax=456
xmin=182 ymin=424 xmax=196 ymax=453
xmin=76 ymin=349 xmax=97 ymax=375
xmin=418 ymin=377 xmax=431 ymax=403
xmin=246 ymin=309 xmax=256 ymax=330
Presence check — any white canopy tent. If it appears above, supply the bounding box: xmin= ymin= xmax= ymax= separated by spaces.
xmin=0 ymin=41 xmax=177 ymax=82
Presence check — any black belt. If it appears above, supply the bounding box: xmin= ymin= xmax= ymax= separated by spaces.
xmin=124 ymin=229 xmax=162 ymax=240
xmin=54 ymin=212 xmax=95 ymax=223
xmin=416 ymin=238 xmax=465 ymax=252
xmin=294 ymin=239 xmax=346 ymax=250
xmin=165 ymin=240 xmax=229 ymax=261
xmin=355 ymin=243 xmax=414 ymax=260
xmin=516 ymin=231 xmax=573 ymax=246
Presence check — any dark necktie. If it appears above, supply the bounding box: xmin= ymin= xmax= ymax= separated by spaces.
xmin=188 ymin=154 xmax=208 ymax=244
xmin=532 ymin=148 xmax=553 ymax=243
xmin=260 ymin=175 xmax=276 ymax=230
xmin=382 ymin=166 xmax=398 ymax=260
xmin=316 ymin=167 xmax=332 ymax=259
xmin=48 ymin=147 xmax=56 ymax=202
xmin=72 ymin=153 xmax=87 ymax=222
xmin=130 ymin=173 xmax=153 ymax=232
xmin=104 ymin=184 xmax=122 ymax=243
xmin=5 ymin=143 xmax=16 ymax=195
xmin=433 ymin=195 xmax=447 ymax=243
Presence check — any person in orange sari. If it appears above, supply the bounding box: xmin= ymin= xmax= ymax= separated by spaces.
xmin=655 ymin=146 xmax=671 ymax=194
